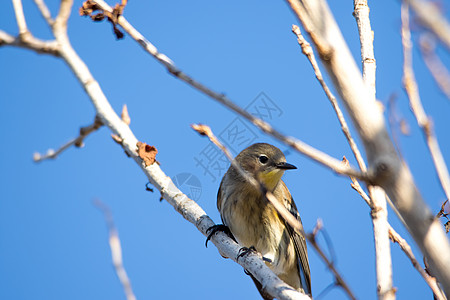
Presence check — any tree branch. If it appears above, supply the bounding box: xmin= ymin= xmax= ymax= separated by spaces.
xmin=33 ymin=0 xmax=54 ymax=26
xmin=12 ymin=0 xmax=29 ymax=37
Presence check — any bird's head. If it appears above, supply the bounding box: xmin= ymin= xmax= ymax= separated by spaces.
xmin=235 ymin=143 xmax=297 ymax=191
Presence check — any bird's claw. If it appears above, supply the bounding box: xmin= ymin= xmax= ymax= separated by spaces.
xmin=237 ymin=246 xmax=257 ymax=261
xmin=205 ymin=224 xmax=235 ymax=247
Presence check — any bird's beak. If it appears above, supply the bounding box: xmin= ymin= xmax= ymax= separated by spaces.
xmin=276 ymin=162 xmax=297 ymax=170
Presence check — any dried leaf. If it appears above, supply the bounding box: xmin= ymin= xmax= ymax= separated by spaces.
xmin=137 ymin=142 xmax=158 ymax=166
xmin=445 ymin=221 xmax=450 ymax=233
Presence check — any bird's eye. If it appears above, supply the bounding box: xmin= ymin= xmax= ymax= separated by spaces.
xmin=259 ymin=155 xmax=269 ymax=164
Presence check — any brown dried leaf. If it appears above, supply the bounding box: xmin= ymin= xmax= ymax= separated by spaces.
xmin=137 ymin=142 xmax=158 ymax=166
xmin=445 ymin=221 xmax=450 ymax=234
xmin=79 ymin=0 xmax=100 ymax=16
xmin=121 ymin=104 xmax=130 ymax=125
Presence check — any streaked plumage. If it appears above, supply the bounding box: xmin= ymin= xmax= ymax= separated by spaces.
xmin=217 ymin=143 xmax=311 ymax=299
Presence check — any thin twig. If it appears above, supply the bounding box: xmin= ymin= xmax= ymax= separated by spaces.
xmin=418 ymin=34 xmax=450 ymax=100
xmin=389 ymin=227 xmax=446 ymax=300
xmin=33 ymin=0 xmax=54 ymax=26
xmin=94 ymin=199 xmax=137 ymax=300
xmin=33 ymin=116 xmax=103 ymax=162
xmin=192 ymin=123 xmax=356 ymax=300
xmin=401 ymin=2 xmax=450 ymax=202
xmin=84 ymin=0 xmax=370 ymax=183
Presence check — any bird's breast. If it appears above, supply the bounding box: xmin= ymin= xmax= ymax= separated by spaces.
xmin=219 ymin=184 xmax=294 ymax=274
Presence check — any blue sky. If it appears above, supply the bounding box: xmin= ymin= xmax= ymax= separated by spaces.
xmin=1 ymin=1 xmax=449 ymax=299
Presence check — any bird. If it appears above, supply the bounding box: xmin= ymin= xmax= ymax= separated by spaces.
xmin=213 ymin=142 xmax=311 ymax=299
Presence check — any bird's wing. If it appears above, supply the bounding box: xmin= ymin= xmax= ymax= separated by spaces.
xmin=280 ymin=181 xmax=312 ymax=296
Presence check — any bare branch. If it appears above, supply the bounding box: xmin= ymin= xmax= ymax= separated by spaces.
xmin=33 ymin=116 xmax=103 ymax=162
xmin=12 ymin=0 xmax=29 ymax=37
xmin=419 ymin=34 xmax=450 ymax=100
xmin=192 ymin=123 xmax=356 ymax=300
xmin=94 ymin=199 xmax=137 ymax=300
xmin=284 ymin=0 xmax=450 ymax=295
xmin=404 ymin=0 xmax=450 ymax=50
xmin=401 ymin=2 xmax=450 ymax=203
xmin=85 ymin=0 xmax=370 ymax=183
xmin=33 ymin=0 xmax=54 ymax=26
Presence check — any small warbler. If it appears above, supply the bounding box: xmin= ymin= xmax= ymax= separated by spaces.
xmin=216 ymin=143 xmax=311 ymax=299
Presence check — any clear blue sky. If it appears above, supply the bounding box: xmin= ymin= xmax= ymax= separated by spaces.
xmin=1 ymin=1 xmax=449 ymax=299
